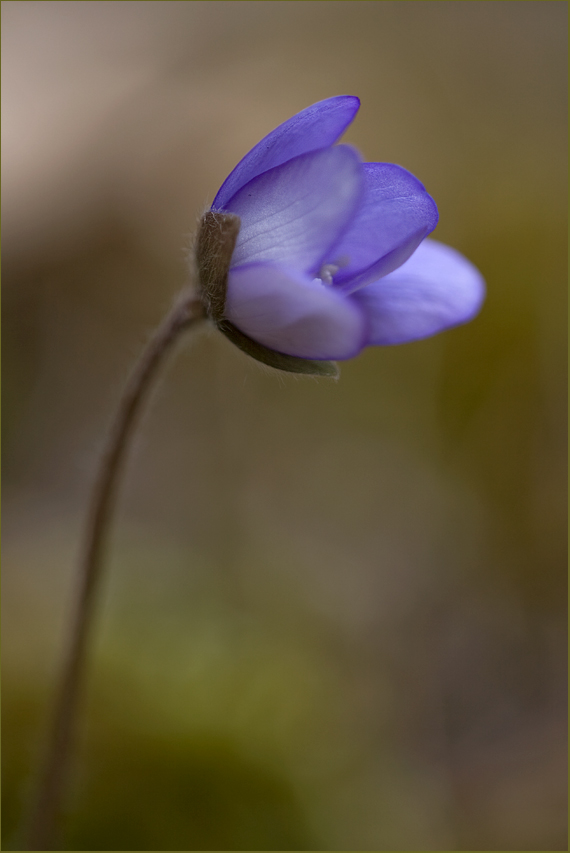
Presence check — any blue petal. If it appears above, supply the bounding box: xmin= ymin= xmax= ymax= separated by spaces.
xmin=225 ymin=262 xmax=367 ymax=360
xmin=352 ymin=239 xmax=485 ymax=345
xmin=331 ymin=163 xmax=438 ymax=293
xmin=226 ymin=146 xmax=364 ymax=274
xmin=212 ymin=96 xmax=360 ymax=211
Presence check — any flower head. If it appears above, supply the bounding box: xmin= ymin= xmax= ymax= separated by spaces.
xmin=196 ymin=96 xmax=484 ymax=375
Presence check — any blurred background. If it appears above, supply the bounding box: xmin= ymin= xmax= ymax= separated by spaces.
xmin=2 ymin=1 xmax=567 ymax=850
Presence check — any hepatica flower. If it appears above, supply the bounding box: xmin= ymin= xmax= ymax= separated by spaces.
xmin=197 ymin=96 xmax=484 ymax=375
xmin=28 ymin=98 xmax=486 ymax=849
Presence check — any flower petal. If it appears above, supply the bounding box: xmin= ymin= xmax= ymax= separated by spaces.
xmin=331 ymin=163 xmax=438 ymax=292
xmin=213 ymin=96 xmax=360 ymax=210
xmin=225 ymin=262 xmax=367 ymax=360
xmin=352 ymin=239 xmax=485 ymax=345
xmin=226 ymin=146 xmax=364 ymax=273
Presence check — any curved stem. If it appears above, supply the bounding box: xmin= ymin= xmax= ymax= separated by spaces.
xmin=24 ymin=290 xmax=206 ymax=851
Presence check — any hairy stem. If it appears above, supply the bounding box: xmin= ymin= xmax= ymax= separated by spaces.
xmin=24 ymin=290 xmax=206 ymax=851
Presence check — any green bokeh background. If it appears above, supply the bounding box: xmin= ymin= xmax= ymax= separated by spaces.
xmin=2 ymin=1 xmax=567 ymax=850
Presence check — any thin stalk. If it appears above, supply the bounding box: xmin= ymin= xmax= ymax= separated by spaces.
xmin=24 ymin=290 xmax=206 ymax=851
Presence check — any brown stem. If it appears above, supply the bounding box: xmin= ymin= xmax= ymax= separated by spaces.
xmin=24 ymin=290 xmax=206 ymax=851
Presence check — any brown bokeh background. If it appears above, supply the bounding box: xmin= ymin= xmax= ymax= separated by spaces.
xmin=2 ymin=2 xmax=567 ymax=850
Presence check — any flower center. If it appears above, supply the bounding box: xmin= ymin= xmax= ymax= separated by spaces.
xmin=318 ymin=263 xmax=339 ymax=285
xmin=313 ymin=255 xmax=350 ymax=286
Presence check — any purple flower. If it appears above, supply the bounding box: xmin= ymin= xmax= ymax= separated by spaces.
xmin=199 ymin=96 xmax=484 ymax=374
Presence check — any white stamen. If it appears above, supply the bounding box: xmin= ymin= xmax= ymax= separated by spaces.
xmin=318 ymin=263 xmax=339 ymax=285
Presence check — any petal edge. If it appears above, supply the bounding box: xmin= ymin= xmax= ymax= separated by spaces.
xmin=213 ymin=96 xmax=360 ymax=209
xmin=333 ymin=163 xmax=439 ymax=292
xmin=352 ymin=239 xmax=485 ymax=345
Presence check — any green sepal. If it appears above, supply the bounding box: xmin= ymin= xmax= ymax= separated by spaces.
xmin=218 ymin=320 xmax=340 ymax=377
